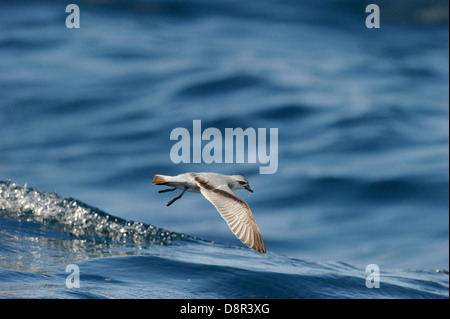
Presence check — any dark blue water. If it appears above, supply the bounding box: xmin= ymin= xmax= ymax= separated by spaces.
xmin=0 ymin=0 xmax=448 ymax=298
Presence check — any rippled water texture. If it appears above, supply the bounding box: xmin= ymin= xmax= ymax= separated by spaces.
xmin=1 ymin=181 xmax=448 ymax=298
xmin=0 ymin=0 xmax=448 ymax=298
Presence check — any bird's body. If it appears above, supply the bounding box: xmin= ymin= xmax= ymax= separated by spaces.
xmin=152 ymin=172 xmax=266 ymax=253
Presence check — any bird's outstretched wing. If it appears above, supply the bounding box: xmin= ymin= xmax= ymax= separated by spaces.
xmin=194 ymin=177 xmax=266 ymax=253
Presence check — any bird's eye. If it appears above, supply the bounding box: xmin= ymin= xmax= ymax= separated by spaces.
xmin=239 ymin=181 xmax=246 ymax=185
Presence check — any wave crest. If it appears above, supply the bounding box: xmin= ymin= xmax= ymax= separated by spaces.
xmin=0 ymin=180 xmax=185 ymax=246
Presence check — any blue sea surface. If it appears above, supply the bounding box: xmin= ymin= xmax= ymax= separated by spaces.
xmin=0 ymin=0 xmax=449 ymax=298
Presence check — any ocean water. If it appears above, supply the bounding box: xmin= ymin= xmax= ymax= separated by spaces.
xmin=0 ymin=0 xmax=449 ymax=299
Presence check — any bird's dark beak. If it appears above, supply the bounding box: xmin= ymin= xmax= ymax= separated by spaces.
xmin=245 ymin=185 xmax=254 ymax=193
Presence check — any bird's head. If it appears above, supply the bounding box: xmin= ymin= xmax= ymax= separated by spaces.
xmin=230 ymin=175 xmax=253 ymax=193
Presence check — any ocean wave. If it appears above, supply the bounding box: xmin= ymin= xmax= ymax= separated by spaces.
xmin=0 ymin=180 xmax=186 ymax=247
xmin=0 ymin=181 xmax=448 ymax=299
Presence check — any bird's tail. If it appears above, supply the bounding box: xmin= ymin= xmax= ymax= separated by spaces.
xmin=152 ymin=174 xmax=171 ymax=185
